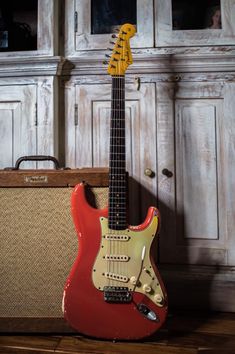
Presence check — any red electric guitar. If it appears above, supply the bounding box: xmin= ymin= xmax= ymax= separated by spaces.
xmin=63 ymin=23 xmax=168 ymax=340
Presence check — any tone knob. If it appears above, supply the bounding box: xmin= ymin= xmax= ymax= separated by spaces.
xmin=130 ymin=276 xmax=137 ymax=285
xmin=143 ymin=284 xmax=152 ymax=293
xmin=154 ymin=294 xmax=163 ymax=304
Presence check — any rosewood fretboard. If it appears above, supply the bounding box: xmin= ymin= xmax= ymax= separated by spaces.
xmin=108 ymin=76 xmax=127 ymax=230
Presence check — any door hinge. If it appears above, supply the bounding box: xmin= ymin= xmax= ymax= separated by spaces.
xmin=34 ymin=103 xmax=38 ymax=126
xmin=74 ymin=103 xmax=78 ymax=126
xmin=74 ymin=11 xmax=78 ymax=33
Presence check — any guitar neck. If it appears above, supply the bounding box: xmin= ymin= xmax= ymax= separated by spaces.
xmin=108 ymin=75 xmax=127 ymax=230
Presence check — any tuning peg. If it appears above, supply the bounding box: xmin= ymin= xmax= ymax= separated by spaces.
xmin=115 ymin=50 xmax=120 ymax=55
xmin=103 ymin=60 xmax=108 ymax=65
xmin=105 ymin=54 xmax=111 ymax=58
xmin=122 ymin=31 xmax=127 ymax=35
xmin=111 ymin=34 xmax=117 ymax=38
xmin=109 ymin=41 xmax=115 ymax=45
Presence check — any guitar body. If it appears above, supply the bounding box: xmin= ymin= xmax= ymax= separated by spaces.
xmin=63 ymin=183 xmax=168 ymax=340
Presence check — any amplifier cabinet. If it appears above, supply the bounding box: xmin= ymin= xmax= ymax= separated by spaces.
xmin=0 ymin=167 xmax=108 ymax=332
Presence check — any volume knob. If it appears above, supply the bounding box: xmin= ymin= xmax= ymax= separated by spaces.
xmin=154 ymin=294 xmax=163 ymax=304
xmin=143 ymin=284 xmax=152 ymax=293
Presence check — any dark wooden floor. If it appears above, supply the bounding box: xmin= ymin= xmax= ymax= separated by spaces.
xmin=0 ymin=311 xmax=235 ymax=354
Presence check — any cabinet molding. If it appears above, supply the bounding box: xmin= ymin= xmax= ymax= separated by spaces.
xmin=63 ymin=53 xmax=235 ymax=76
xmin=0 ymin=57 xmax=65 ymax=78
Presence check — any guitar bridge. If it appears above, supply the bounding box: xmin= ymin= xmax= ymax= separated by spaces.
xmin=104 ymin=286 xmax=132 ymax=303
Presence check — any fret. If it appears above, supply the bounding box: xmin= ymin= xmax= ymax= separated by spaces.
xmin=109 ymin=187 xmax=126 ymax=190
xmin=110 ymin=151 xmax=125 ymax=155
xmin=109 ymin=217 xmax=127 ymax=220
xmin=109 ymin=194 xmax=126 ymax=197
xmin=109 ymin=210 xmax=127 ymax=213
xmin=109 ymin=180 xmax=126 ymax=183
xmin=110 ymin=170 xmax=126 ymax=174
xmin=110 ymin=144 xmax=125 ymax=147
xmin=111 ymin=108 xmax=125 ymax=111
xmin=108 ymin=225 xmax=127 ymax=229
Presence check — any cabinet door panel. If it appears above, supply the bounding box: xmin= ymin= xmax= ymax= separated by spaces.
xmin=158 ymin=82 xmax=227 ymax=265
xmin=176 ymin=101 xmax=219 ymax=240
xmin=0 ymin=85 xmax=37 ymax=169
xmin=66 ymin=82 xmax=157 ymax=225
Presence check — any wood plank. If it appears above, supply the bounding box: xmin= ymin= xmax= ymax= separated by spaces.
xmin=198 ymin=349 xmax=235 ymax=354
xmin=0 ymin=336 xmax=60 ymax=353
xmin=56 ymin=335 xmax=198 ymax=354
xmin=166 ymin=311 xmax=235 ymax=336
xmin=1 ymin=312 xmax=235 ymax=354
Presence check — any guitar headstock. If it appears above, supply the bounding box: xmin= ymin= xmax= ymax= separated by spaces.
xmin=107 ymin=23 xmax=136 ymax=76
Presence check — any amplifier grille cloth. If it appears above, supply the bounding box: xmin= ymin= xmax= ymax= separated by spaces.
xmin=0 ymin=187 xmax=108 ymax=317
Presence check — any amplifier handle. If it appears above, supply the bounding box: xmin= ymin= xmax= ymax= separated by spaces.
xmin=5 ymin=155 xmax=63 ymax=170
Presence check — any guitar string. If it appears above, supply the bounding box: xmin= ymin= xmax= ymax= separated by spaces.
xmin=108 ymin=33 xmax=127 ymax=287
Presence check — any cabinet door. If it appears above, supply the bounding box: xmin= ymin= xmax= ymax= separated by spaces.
xmin=65 ymin=0 xmax=153 ymax=53
xmin=155 ymin=0 xmax=235 ymax=47
xmin=0 ymin=85 xmax=37 ymax=169
xmin=0 ymin=0 xmax=58 ymax=56
xmin=157 ymin=81 xmax=232 ymax=265
xmin=65 ymin=82 xmax=157 ymax=225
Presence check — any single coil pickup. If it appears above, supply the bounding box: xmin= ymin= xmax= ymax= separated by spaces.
xmin=105 ymin=234 xmax=129 ymax=241
xmin=104 ymin=286 xmax=132 ymax=303
xmin=104 ymin=254 xmax=129 ymax=262
xmin=103 ymin=272 xmax=129 ymax=283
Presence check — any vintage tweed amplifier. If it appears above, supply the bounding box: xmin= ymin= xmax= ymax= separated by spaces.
xmin=0 ymin=156 xmax=108 ymax=332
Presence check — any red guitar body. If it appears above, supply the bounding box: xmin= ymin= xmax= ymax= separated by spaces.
xmin=63 ymin=183 xmax=168 ymax=340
